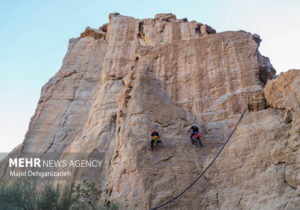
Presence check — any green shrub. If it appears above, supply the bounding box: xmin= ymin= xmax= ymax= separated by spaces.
xmin=0 ymin=180 xmax=36 ymax=210
xmin=37 ymin=185 xmax=60 ymax=209
xmin=72 ymin=179 xmax=102 ymax=209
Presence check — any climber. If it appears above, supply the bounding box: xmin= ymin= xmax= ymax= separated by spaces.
xmin=189 ymin=125 xmax=203 ymax=147
xmin=150 ymin=130 xmax=161 ymax=150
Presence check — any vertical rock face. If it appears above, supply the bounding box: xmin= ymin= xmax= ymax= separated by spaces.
xmin=2 ymin=13 xmax=300 ymax=209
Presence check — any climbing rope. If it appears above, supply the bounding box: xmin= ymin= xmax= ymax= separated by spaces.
xmin=150 ymin=108 xmax=248 ymax=210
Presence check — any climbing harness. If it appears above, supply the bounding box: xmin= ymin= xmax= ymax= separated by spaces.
xmin=150 ymin=108 xmax=248 ymax=210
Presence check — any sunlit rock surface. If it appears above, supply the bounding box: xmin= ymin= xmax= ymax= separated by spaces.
xmin=1 ymin=13 xmax=300 ymax=209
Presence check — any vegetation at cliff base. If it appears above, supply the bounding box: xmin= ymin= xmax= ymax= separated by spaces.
xmin=0 ymin=180 xmax=119 ymax=210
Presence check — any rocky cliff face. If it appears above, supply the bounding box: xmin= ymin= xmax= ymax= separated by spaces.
xmin=1 ymin=13 xmax=300 ymax=209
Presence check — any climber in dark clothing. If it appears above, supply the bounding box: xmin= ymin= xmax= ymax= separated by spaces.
xmin=150 ymin=131 xmax=161 ymax=150
xmin=189 ymin=125 xmax=203 ymax=146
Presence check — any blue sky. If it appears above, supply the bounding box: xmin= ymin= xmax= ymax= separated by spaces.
xmin=0 ymin=0 xmax=299 ymax=152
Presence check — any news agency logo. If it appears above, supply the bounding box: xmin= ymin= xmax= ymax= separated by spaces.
xmin=9 ymin=158 xmax=103 ymax=168
xmin=9 ymin=158 xmax=41 ymax=167
xmin=4 ymin=152 xmax=105 ymax=180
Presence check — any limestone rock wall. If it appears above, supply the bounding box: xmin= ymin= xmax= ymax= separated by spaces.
xmin=1 ymin=13 xmax=300 ymax=209
xmin=264 ymin=69 xmax=300 ymax=111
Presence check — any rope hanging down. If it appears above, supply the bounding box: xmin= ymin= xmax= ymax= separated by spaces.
xmin=151 ymin=108 xmax=248 ymax=210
